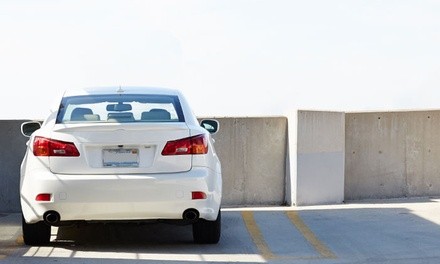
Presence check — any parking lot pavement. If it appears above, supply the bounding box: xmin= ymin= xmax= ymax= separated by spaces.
xmin=1 ymin=197 xmax=440 ymax=264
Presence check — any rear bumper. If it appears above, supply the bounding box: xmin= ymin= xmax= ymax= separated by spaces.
xmin=21 ymin=167 xmax=222 ymax=224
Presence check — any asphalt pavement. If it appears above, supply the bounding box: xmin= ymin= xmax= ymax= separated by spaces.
xmin=1 ymin=197 xmax=440 ymax=264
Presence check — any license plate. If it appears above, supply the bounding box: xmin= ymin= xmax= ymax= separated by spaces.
xmin=103 ymin=148 xmax=139 ymax=167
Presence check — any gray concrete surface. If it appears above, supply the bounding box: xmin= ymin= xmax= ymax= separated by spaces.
xmin=345 ymin=111 xmax=440 ymax=200
xmin=1 ymin=118 xmax=288 ymax=212
xmin=4 ymin=110 xmax=440 ymax=211
xmin=210 ymin=117 xmax=288 ymax=206
xmin=289 ymin=111 xmax=345 ymax=206
xmin=0 ymin=120 xmax=30 ymax=212
xmin=1 ymin=198 xmax=440 ymax=263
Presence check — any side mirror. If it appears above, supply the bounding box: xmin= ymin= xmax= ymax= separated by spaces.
xmin=200 ymin=119 xmax=219 ymax=134
xmin=21 ymin=121 xmax=41 ymax=137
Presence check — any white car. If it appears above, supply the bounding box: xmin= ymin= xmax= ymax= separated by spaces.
xmin=20 ymin=87 xmax=222 ymax=245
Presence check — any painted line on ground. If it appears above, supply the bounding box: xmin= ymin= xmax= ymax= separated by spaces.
xmin=241 ymin=211 xmax=275 ymax=260
xmin=286 ymin=211 xmax=337 ymax=259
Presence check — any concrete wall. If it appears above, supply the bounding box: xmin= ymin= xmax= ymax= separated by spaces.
xmin=3 ymin=110 xmax=440 ymax=212
xmin=345 ymin=111 xmax=440 ymax=200
xmin=0 ymin=120 xmax=29 ymax=212
xmin=1 ymin=118 xmax=288 ymax=212
xmin=209 ymin=117 xmax=288 ymax=206
xmin=289 ymin=111 xmax=345 ymax=206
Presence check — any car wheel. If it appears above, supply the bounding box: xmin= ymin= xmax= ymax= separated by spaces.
xmin=192 ymin=210 xmax=221 ymax=244
xmin=22 ymin=215 xmax=50 ymax=246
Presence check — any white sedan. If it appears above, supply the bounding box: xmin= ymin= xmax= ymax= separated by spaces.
xmin=20 ymin=87 xmax=222 ymax=245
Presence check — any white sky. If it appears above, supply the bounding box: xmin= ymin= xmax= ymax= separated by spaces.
xmin=1 ymin=0 xmax=440 ymax=119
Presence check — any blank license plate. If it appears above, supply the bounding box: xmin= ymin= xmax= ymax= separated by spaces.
xmin=103 ymin=148 xmax=139 ymax=167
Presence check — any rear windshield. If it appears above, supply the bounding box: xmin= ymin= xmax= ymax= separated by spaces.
xmin=56 ymin=94 xmax=185 ymax=124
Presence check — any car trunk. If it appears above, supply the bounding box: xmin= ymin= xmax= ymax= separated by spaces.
xmin=47 ymin=123 xmax=191 ymax=175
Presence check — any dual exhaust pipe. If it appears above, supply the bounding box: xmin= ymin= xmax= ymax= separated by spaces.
xmin=43 ymin=209 xmax=200 ymax=226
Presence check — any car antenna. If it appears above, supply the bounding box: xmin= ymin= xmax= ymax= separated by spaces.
xmin=117 ymin=86 xmax=124 ymax=93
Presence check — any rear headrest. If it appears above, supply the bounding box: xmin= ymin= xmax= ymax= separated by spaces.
xmin=141 ymin=109 xmax=171 ymax=121
xmin=71 ymin=108 xmax=93 ymax=121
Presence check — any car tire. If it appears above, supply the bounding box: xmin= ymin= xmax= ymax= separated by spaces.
xmin=192 ymin=210 xmax=221 ymax=244
xmin=22 ymin=215 xmax=50 ymax=246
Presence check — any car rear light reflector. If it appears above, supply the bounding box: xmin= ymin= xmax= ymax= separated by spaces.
xmin=162 ymin=134 xmax=208 ymax=155
xmin=192 ymin=191 xmax=207 ymax=200
xmin=33 ymin=136 xmax=80 ymax=157
xmin=36 ymin=193 xmax=52 ymax=202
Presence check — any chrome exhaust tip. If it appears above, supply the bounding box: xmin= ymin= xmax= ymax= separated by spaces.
xmin=43 ymin=211 xmax=61 ymax=226
xmin=183 ymin=209 xmax=200 ymax=223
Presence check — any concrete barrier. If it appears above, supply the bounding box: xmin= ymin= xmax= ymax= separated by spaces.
xmin=1 ymin=117 xmax=289 ymax=212
xmin=345 ymin=111 xmax=440 ymax=200
xmin=0 ymin=120 xmax=29 ymax=212
xmin=3 ymin=110 xmax=440 ymax=212
xmin=207 ymin=117 xmax=288 ymax=206
xmin=288 ymin=111 xmax=345 ymax=206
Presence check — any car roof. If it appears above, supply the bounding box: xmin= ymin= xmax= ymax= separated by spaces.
xmin=63 ymin=87 xmax=181 ymax=97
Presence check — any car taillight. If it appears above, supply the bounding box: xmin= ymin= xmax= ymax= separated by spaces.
xmin=161 ymin=134 xmax=208 ymax=155
xmin=33 ymin=136 xmax=80 ymax=157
